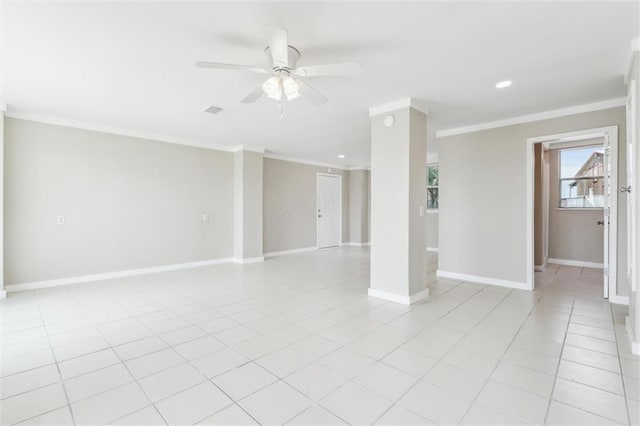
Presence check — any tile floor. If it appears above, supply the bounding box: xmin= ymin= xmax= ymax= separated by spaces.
xmin=1 ymin=248 xmax=638 ymax=425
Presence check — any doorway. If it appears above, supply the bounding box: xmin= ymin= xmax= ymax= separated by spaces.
xmin=316 ymin=173 xmax=342 ymax=249
xmin=526 ymin=126 xmax=621 ymax=302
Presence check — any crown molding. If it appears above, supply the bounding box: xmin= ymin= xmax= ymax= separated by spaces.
xmin=347 ymin=166 xmax=371 ymax=171
xmin=264 ymin=153 xmax=347 ymax=170
xmin=231 ymin=145 xmax=265 ymax=154
xmin=435 ymin=97 xmax=626 ymax=138
xmin=625 ymin=37 xmax=639 ymax=84
xmin=5 ymin=109 xmax=236 ymax=152
xmin=369 ymin=97 xmax=430 ymax=117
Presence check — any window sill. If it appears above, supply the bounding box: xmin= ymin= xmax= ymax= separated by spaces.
xmin=555 ymin=208 xmax=604 ymax=211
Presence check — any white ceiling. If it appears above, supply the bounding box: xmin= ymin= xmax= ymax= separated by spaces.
xmin=2 ymin=2 xmax=638 ymax=167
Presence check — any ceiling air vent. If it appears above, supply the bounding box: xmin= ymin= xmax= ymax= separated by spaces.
xmin=205 ymin=106 xmax=223 ymax=114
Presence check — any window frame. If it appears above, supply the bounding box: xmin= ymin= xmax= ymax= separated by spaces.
xmin=557 ymin=145 xmax=605 ymax=210
xmin=427 ymin=163 xmax=439 ymax=212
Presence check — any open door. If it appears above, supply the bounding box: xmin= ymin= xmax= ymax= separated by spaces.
xmin=603 ymin=134 xmax=612 ymax=298
xmin=627 ymin=80 xmax=636 ymax=291
xmin=316 ymin=173 xmax=342 ymax=249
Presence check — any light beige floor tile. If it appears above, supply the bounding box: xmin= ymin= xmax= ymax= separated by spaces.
xmin=109 ymin=406 xmax=167 ymax=425
xmin=545 ymin=400 xmax=623 ymax=425
xmin=399 ymin=381 xmax=471 ymax=425
xmin=374 ymin=404 xmax=435 ymax=425
xmin=552 ymin=378 xmax=627 ymax=424
xmin=58 ymin=348 xmax=120 ymax=380
xmin=557 ymin=359 xmax=624 ymax=395
xmin=288 ymin=405 xmax=347 ymax=425
xmin=155 ymin=381 xmax=232 ymax=425
xmin=71 ymin=382 xmax=150 ymax=425
xmin=191 ymin=348 xmax=248 ymax=378
xmin=476 ymin=381 xmax=549 ymax=424
xmin=65 ymin=363 xmax=134 ymax=402
xmin=354 ymin=362 xmax=417 ymax=401
xmin=213 ymin=363 xmax=277 ymax=400
xmin=16 ymin=406 xmax=74 ymax=426
xmin=198 ymin=404 xmax=257 ymax=425
xmin=138 ymin=363 xmax=205 ymax=402
xmin=461 ymin=403 xmax=529 ymax=425
xmin=1 ymin=383 xmax=68 ymax=425
xmin=284 ymin=363 xmax=347 ymax=401
xmin=422 ymin=362 xmax=486 ymax=401
xmin=0 ymin=364 xmax=60 ymax=399
xmin=321 ymin=381 xmax=393 ymax=425
xmin=239 ymin=381 xmax=311 ymax=425
xmin=491 ymin=362 xmax=555 ymax=397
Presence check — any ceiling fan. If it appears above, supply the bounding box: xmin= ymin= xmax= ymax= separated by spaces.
xmin=196 ymin=27 xmax=362 ymax=116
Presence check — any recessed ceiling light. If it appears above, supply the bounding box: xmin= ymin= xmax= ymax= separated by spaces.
xmin=338 ymin=154 xmax=345 ymax=159
xmin=495 ymin=80 xmax=512 ymax=89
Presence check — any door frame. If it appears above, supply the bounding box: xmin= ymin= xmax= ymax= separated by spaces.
xmin=316 ymin=172 xmax=343 ymax=249
xmin=526 ymin=126 xmax=626 ymax=304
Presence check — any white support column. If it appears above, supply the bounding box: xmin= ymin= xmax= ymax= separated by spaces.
xmin=368 ymin=98 xmax=429 ymax=305
xmin=0 ymin=107 xmax=5 ymax=298
xmin=233 ymin=147 xmax=264 ymax=264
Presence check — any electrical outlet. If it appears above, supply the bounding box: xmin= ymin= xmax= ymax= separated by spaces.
xmin=202 ymin=214 xmax=209 ymax=222
xmin=56 ymin=216 xmax=65 ymax=225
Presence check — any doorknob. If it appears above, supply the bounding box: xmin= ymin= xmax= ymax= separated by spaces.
xmin=597 ymin=220 xmax=605 ymax=225
xmin=318 ymin=214 xmax=322 ymax=218
xmin=620 ymin=186 xmax=632 ymax=193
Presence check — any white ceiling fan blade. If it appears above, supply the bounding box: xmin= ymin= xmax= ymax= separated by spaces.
xmin=293 ymin=62 xmax=362 ymax=77
xmin=267 ymin=26 xmax=288 ymax=67
xmin=196 ymin=61 xmax=268 ymax=74
xmin=297 ymin=79 xmax=327 ymax=106
xmin=241 ymin=87 xmax=264 ymax=104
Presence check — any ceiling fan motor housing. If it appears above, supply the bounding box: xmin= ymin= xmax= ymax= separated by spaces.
xmin=264 ymin=45 xmax=301 ymax=71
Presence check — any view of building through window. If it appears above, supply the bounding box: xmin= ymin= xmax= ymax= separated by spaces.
xmin=427 ymin=164 xmax=439 ymax=210
xmin=559 ymin=145 xmax=605 ymax=208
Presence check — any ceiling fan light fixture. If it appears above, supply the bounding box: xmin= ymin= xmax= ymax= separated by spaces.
xmin=282 ymin=76 xmax=300 ymax=101
xmin=262 ymin=75 xmax=282 ymax=100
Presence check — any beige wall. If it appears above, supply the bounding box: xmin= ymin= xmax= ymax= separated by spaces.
xmin=263 ymin=158 xmax=349 ymax=253
xmin=439 ymin=107 xmax=628 ymax=297
xmin=234 ymin=150 xmax=264 ymax=260
xmin=548 ymin=147 xmax=604 ymax=264
xmin=349 ymin=169 xmax=370 ymax=244
xmin=4 ymin=118 xmax=235 ymax=285
xmin=426 ymin=213 xmax=438 ymax=249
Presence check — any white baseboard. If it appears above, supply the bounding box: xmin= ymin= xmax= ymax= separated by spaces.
xmin=609 ymin=294 xmax=630 ymax=305
xmin=5 ymin=257 xmax=235 ymax=293
xmin=436 ymin=270 xmax=530 ymax=290
xmin=534 ymin=264 xmax=546 ymax=272
xmin=625 ymin=315 xmax=640 ymax=355
xmin=344 ymin=242 xmax=371 ymax=247
xmin=263 ymin=247 xmax=317 ymax=258
xmin=426 ymin=247 xmax=439 ymax=253
xmin=548 ymin=258 xmax=604 ymax=269
xmin=233 ymin=257 xmax=264 ymax=264
xmin=368 ymin=287 xmax=430 ymax=305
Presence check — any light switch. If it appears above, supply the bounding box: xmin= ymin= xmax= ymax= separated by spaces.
xmin=202 ymin=214 xmax=209 ymax=222
xmin=57 ymin=216 xmax=65 ymax=225
xmin=283 ymin=212 xmax=289 ymax=220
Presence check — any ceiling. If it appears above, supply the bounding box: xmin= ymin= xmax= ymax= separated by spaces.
xmin=2 ymin=2 xmax=638 ymax=167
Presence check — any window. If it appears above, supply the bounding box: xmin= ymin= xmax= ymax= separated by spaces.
xmin=427 ymin=164 xmax=439 ymax=210
xmin=558 ymin=146 xmax=605 ymax=208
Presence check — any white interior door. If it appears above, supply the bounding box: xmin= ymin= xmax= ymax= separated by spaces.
xmin=603 ymin=135 xmax=611 ymax=298
xmin=627 ymin=80 xmax=636 ymax=291
xmin=316 ymin=174 xmax=341 ymax=249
